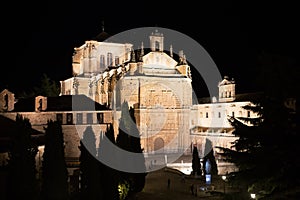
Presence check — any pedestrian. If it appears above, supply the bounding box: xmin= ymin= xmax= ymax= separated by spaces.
xmin=181 ymin=174 xmax=185 ymax=183
xmin=190 ymin=184 xmax=194 ymax=195
xmin=167 ymin=178 xmax=171 ymax=189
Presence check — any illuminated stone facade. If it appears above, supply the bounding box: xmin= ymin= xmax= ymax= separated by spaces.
xmin=1 ymin=29 xmax=260 ymax=175
xmin=59 ymin=29 xmax=257 ymax=161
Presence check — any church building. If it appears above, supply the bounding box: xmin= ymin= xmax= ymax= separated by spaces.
xmin=59 ymin=28 xmax=258 ymax=162
xmin=1 ymin=28 xmax=261 ymax=175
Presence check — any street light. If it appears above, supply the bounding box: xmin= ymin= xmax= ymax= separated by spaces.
xmin=250 ymin=193 xmax=256 ymax=199
xmin=221 ymin=175 xmax=226 ymax=194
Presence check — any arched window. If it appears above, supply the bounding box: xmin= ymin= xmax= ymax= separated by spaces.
xmin=239 ymin=111 xmax=242 ymax=116
xmin=100 ymin=55 xmax=105 ymax=69
xmin=115 ymin=56 xmax=119 ymax=66
xmin=38 ymin=99 xmax=42 ymax=111
xmin=107 ymin=52 xmax=113 ymax=66
xmin=155 ymin=41 xmax=160 ymax=51
xmin=4 ymin=94 xmax=8 ymax=109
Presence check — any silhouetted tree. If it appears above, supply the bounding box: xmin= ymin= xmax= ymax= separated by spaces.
xmin=7 ymin=114 xmax=38 ymax=199
xmin=191 ymin=146 xmax=201 ymax=176
xmin=217 ymin=51 xmax=299 ymax=198
xmin=97 ymin=124 xmax=120 ymax=200
xmin=116 ymin=102 xmax=132 ymax=152
xmin=40 ymin=120 xmax=69 ymax=200
xmin=203 ymin=139 xmax=218 ymax=175
xmin=116 ymin=101 xmax=146 ymax=198
xmin=217 ymin=94 xmax=298 ymax=198
xmin=19 ymin=73 xmax=60 ymax=98
xmin=79 ymin=126 xmax=101 ymax=200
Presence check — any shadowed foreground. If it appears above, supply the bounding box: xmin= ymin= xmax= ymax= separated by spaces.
xmin=136 ymin=167 xmax=225 ymax=200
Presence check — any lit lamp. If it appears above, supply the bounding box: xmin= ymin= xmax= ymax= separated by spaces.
xmin=250 ymin=193 xmax=256 ymax=199
xmin=221 ymin=175 xmax=226 ymax=193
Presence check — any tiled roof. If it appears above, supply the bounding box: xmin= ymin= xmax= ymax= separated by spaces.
xmin=13 ymin=95 xmax=109 ymax=112
xmin=196 ymin=92 xmax=264 ymax=104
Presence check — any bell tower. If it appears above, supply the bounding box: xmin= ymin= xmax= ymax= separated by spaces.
xmin=149 ymin=29 xmax=164 ymax=52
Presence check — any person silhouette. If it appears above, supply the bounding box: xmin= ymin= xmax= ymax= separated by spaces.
xmin=190 ymin=184 xmax=194 ymax=195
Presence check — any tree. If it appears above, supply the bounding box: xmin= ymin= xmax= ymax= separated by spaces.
xmin=40 ymin=120 xmax=69 ymax=200
xmin=217 ymin=51 xmax=299 ymax=198
xmin=217 ymin=94 xmax=298 ymax=198
xmin=97 ymin=124 xmax=120 ymax=200
xmin=7 ymin=114 xmax=38 ymax=199
xmin=116 ymin=101 xmax=147 ymax=198
xmin=19 ymin=73 xmax=60 ymax=98
xmin=79 ymin=126 xmax=101 ymax=200
xmin=37 ymin=73 xmax=60 ymax=97
xmin=191 ymin=146 xmax=201 ymax=176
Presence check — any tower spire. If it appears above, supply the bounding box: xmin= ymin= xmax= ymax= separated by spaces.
xmin=130 ymin=47 xmax=136 ymax=62
xmin=101 ymin=20 xmax=105 ymax=32
xmin=141 ymin=42 xmax=144 ymax=56
xmin=170 ymin=45 xmax=173 ymax=58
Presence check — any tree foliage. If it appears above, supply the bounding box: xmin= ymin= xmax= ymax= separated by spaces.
xmin=217 ymin=51 xmax=298 ymax=198
xmin=79 ymin=126 xmax=101 ymax=200
xmin=97 ymin=124 xmax=120 ymax=200
xmin=116 ymin=101 xmax=147 ymax=198
xmin=40 ymin=120 xmax=69 ymax=200
xmin=191 ymin=146 xmax=201 ymax=176
xmin=7 ymin=114 xmax=38 ymax=199
xmin=19 ymin=73 xmax=60 ymax=98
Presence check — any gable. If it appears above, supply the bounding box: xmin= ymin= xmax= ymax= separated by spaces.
xmin=0 ymin=89 xmax=13 ymax=96
xmin=218 ymin=79 xmax=234 ymax=86
xmin=142 ymin=52 xmax=177 ymax=69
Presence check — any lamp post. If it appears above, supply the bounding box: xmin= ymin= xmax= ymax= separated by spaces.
xmin=221 ymin=175 xmax=226 ymax=194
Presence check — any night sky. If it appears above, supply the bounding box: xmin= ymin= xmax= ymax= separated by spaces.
xmin=2 ymin=1 xmax=299 ymax=97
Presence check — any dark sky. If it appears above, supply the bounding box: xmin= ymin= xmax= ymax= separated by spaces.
xmin=2 ymin=1 xmax=299 ymax=97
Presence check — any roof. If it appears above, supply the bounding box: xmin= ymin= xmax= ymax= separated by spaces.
xmin=0 ymin=89 xmax=14 ymax=95
xmin=47 ymin=95 xmax=109 ymax=111
xmin=93 ymin=31 xmax=111 ymax=42
xmin=13 ymin=95 xmax=109 ymax=112
xmin=13 ymin=97 xmax=35 ymax=111
xmin=234 ymin=92 xmax=264 ymax=102
xmin=92 ymin=30 xmax=122 ymax=43
xmin=196 ymin=92 xmax=264 ymax=104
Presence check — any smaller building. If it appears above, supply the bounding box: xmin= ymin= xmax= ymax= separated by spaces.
xmin=190 ymin=76 xmax=261 ymax=174
xmin=0 ymin=92 xmax=113 ymax=174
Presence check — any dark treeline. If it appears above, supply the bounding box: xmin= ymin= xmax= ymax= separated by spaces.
xmin=4 ymin=101 xmax=147 ymax=200
xmin=217 ymin=52 xmax=299 ymax=199
xmin=17 ymin=73 xmax=60 ymax=98
xmin=6 ymin=114 xmax=39 ymax=200
xmin=5 ymin=116 xmax=69 ymax=200
xmin=78 ymin=101 xmax=146 ymax=200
